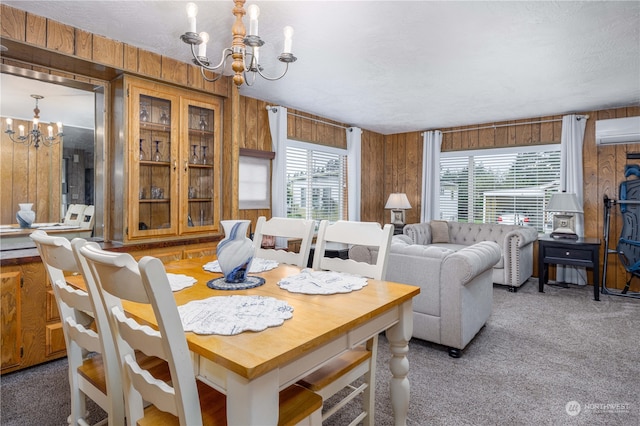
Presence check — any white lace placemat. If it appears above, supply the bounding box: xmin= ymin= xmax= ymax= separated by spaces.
xmin=177 ymin=295 xmax=293 ymax=335
xmin=166 ymin=273 xmax=197 ymax=292
xmin=203 ymin=257 xmax=279 ymax=273
xmin=278 ymin=269 xmax=368 ymax=295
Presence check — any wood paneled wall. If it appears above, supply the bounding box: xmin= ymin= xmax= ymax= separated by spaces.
xmin=360 ymin=130 xmax=386 ymax=224
xmin=382 ymin=132 xmax=423 ymax=226
xmin=236 ymin=96 xmax=272 ymax=228
xmin=0 ymin=117 xmax=61 ymax=224
xmin=287 ymin=109 xmax=347 ymax=149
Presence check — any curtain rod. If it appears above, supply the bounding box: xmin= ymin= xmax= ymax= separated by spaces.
xmin=439 ymin=115 xmax=589 ymax=134
xmin=266 ymin=105 xmax=349 ymax=130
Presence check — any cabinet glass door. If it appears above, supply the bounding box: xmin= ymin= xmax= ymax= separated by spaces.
xmin=129 ymin=88 xmax=178 ymax=239
xmin=180 ymin=99 xmax=220 ymax=234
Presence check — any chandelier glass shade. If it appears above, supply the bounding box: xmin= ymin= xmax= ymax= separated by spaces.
xmin=180 ymin=1 xmax=297 ymax=87
xmin=4 ymin=94 xmax=63 ymax=149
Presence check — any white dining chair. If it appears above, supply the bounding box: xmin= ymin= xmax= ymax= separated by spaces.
xmin=312 ymin=220 xmax=393 ymax=281
xmin=30 ymin=230 xmax=123 ymax=426
xmin=302 ymin=220 xmax=393 ymax=425
xmin=78 ymin=243 xmax=322 ymax=426
xmin=253 ymin=216 xmax=315 ymax=267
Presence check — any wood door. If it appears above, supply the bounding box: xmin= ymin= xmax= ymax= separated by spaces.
xmin=128 ymin=82 xmax=180 ymax=240
xmin=179 ymin=96 xmax=222 ymax=235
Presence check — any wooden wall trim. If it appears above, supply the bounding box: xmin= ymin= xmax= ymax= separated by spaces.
xmin=239 ymin=148 xmax=275 ymax=159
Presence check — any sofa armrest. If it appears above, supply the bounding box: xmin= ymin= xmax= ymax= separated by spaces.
xmin=506 ymin=226 xmax=538 ymax=248
xmin=441 ymin=241 xmax=501 ymax=286
xmin=503 ymin=226 xmax=538 ymax=287
xmin=403 ymin=223 xmax=432 ymax=245
xmin=349 ymin=245 xmax=375 ymax=264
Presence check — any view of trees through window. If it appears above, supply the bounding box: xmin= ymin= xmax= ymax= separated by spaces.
xmin=440 ymin=145 xmax=561 ymax=233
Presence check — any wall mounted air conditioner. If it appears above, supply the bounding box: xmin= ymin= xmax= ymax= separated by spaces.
xmin=595 ymin=116 xmax=640 ymax=145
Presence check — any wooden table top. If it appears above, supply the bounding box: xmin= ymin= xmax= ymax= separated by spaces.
xmin=68 ymin=255 xmax=419 ymax=381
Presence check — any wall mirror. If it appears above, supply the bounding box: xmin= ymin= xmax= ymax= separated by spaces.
xmin=0 ymin=70 xmax=105 ymax=247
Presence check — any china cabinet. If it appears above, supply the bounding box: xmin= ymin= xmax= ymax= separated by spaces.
xmin=111 ymin=76 xmax=222 ymax=243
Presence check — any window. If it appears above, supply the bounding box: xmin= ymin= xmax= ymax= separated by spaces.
xmin=286 ymin=140 xmax=347 ymax=223
xmin=239 ymin=155 xmax=271 ymax=209
xmin=439 ymin=144 xmax=561 ymax=233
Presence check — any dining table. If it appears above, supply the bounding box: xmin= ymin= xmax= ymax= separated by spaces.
xmin=70 ymin=255 xmax=420 ymax=425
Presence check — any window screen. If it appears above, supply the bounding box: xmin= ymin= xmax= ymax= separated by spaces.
xmin=440 ymin=144 xmax=561 ymax=233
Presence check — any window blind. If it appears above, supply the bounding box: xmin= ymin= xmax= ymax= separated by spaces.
xmin=440 ymin=144 xmax=561 ymax=233
xmin=285 ymin=141 xmax=347 ymax=223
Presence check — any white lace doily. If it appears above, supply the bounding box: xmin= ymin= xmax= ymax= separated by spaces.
xmin=178 ymin=295 xmax=293 ymax=335
xmin=203 ymin=258 xmax=279 ymax=273
xmin=166 ymin=273 xmax=197 ymax=292
xmin=278 ymin=269 xmax=368 ymax=295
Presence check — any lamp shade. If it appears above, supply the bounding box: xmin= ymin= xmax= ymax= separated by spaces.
xmin=547 ymin=192 xmax=583 ymax=213
xmin=385 ymin=193 xmax=411 ymax=210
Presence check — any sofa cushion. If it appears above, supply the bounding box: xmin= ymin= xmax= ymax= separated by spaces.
xmin=430 ymin=220 xmax=450 ymax=243
xmin=423 ymin=242 xmax=504 ymax=268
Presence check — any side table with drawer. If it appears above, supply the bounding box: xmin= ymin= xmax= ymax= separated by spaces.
xmin=538 ymin=235 xmax=601 ymax=301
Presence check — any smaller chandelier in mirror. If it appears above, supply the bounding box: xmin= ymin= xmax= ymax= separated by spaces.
xmin=4 ymin=94 xmax=63 ymax=149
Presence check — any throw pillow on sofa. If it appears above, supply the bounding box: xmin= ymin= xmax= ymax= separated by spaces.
xmin=430 ymin=220 xmax=450 ymax=243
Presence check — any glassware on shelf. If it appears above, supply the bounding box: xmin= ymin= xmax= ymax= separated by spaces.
xmin=160 ymin=107 xmax=170 ymax=125
xmin=140 ymin=102 xmax=149 ymax=122
xmin=199 ymin=113 xmax=207 ymax=131
xmin=139 ymin=139 xmax=146 ymax=161
xmin=191 ymin=145 xmax=199 ymax=164
xmin=153 ymin=140 xmax=162 ymax=162
xmin=201 ymin=146 xmax=208 ymax=164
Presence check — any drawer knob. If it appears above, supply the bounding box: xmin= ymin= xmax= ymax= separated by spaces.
xmin=566 ymin=251 xmax=570 ymax=256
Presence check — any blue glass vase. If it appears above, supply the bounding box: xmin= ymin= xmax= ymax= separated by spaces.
xmin=16 ymin=203 xmax=35 ymax=228
xmin=217 ymin=220 xmax=255 ymax=283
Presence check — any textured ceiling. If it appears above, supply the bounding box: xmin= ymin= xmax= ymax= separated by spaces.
xmin=2 ymin=1 xmax=640 ymax=135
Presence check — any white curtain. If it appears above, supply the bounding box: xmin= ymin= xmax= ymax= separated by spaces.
xmin=267 ymin=106 xmax=288 ymax=248
xmin=420 ymin=130 xmax=443 ymax=222
xmin=346 ymin=127 xmax=362 ymax=221
xmin=557 ymin=114 xmax=587 ymax=284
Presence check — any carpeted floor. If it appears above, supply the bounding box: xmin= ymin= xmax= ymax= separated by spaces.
xmin=1 ymin=278 xmax=638 ymax=425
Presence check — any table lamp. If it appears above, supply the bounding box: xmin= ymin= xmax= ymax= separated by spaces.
xmin=385 ymin=193 xmax=411 ymax=227
xmin=546 ymin=192 xmax=582 ymax=239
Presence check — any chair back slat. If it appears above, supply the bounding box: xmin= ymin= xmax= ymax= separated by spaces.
xmin=65 ymin=317 xmax=102 ymax=354
xmin=54 ymin=279 xmax=95 ymax=313
xmin=253 ymin=216 xmax=315 ymax=267
xmin=312 ymin=220 xmax=393 ymax=280
xmin=123 ymin=354 xmax=179 ymax=416
xmin=112 ymin=306 xmax=167 ymax=361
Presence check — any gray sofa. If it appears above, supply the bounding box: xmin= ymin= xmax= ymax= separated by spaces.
xmin=350 ymin=238 xmax=501 ymax=357
xmin=403 ymin=221 xmax=538 ymax=291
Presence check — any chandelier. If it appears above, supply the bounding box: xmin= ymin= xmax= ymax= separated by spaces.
xmin=4 ymin=94 xmax=63 ymax=149
xmin=180 ymin=1 xmax=297 ymax=87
